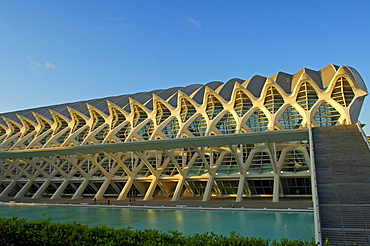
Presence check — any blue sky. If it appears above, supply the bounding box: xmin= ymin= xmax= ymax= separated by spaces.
xmin=1 ymin=1 xmax=370 ymax=134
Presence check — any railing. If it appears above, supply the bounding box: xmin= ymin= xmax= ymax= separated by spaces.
xmin=308 ymin=127 xmax=322 ymax=245
xmin=356 ymin=122 xmax=370 ymax=151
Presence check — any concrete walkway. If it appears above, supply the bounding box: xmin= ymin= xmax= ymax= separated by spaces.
xmin=0 ymin=196 xmax=313 ymax=211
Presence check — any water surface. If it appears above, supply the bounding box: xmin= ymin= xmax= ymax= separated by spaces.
xmin=0 ymin=204 xmax=314 ymax=240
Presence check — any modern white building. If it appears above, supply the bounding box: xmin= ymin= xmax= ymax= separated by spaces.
xmin=0 ymin=64 xmax=367 ymax=202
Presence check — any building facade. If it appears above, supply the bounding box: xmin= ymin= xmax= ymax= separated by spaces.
xmin=0 ymin=64 xmax=367 ymax=202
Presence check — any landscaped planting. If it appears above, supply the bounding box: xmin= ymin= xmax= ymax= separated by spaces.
xmin=0 ymin=217 xmax=319 ymax=245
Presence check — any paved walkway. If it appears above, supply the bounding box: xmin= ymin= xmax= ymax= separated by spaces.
xmin=0 ymin=196 xmax=313 ymax=211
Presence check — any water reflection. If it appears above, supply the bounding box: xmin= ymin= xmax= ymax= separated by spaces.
xmin=0 ymin=205 xmax=314 ymax=240
xmin=174 ymin=210 xmax=185 ymax=231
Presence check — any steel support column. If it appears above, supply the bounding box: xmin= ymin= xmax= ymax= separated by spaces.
xmin=0 ymin=180 xmax=17 ymax=198
xmin=172 ymin=175 xmax=185 ymax=201
xmin=202 ymin=174 xmax=214 ymax=202
xmin=14 ymin=180 xmax=34 ymax=198
xmin=31 ymin=180 xmax=50 ymax=199
xmin=143 ymin=176 xmax=159 ymax=201
xmin=117 ymin=176 xmax=134 ymax=200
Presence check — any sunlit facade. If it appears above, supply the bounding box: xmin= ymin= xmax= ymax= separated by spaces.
xmin=0 ymin=64 xmax=367 ymax=202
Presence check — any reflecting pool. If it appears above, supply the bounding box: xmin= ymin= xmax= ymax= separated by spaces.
xmin=0 ymin=204 xmax=314 ymax=240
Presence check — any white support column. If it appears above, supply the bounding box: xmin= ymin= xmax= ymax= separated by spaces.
xmin=273 ymin=173 xmax=280 ymax=203
xmin=14 ymin=180 xmax=34 ymax=198
xmin=202 ymin=174 xmax=214 ymax=202
xmin=171 ymin=175 xmax=185 ymax=201
xmin=143 ymin=176 xmax=158 ymax=201
xmin=264 ymin=138 xmax=280 ymax=203
xmin=94 ymin=179 xmax=111 ymax=200
xmin=72 ymin=179 xmax=89 ymax=199
xmin=51 ymin=179 xmax=70 ymax=199
xmin=117 ymin=177 xmax=134 ymax=200
xmin=32 ymin=180 xmax=51 ymax=199
xmin=236 ymin=175 xmax=245 ymax=202
xmin=0 ymin=180 xmax=17 ymax=198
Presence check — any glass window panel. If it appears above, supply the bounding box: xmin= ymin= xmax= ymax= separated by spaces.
xmin=245 ymin=109 xmax=268 ymax=132
xmin=116 ymin=122 xmax=131 ymax=142
xmin=217 ymin=154 xmax=239 ymax=175
xmin=234 ymin=90 xmax=253 ymax=117
xmin=111 ymin=108 xmax=126 ymax=130
xmin=248 ymin=180 xmax=274 ymax=195
xmin=180 ymin=98 xmax=197 ymax=123
xmin=156 ymin=101 xmax=172 ymax=125
xmin=314 ymin=102 xmax=341 ymax=126
xmin=296 ymin=82 xmax=318 ymax=110
xmin=137 ymin=120 xmax=154 ymax=140
xmin=162 ymin=118 xmax=180 ymax=138
xmin=279 ymin=105 xmax=303 ymax=130
xmin=206 ymin=94 xmax=224 ymax=120
xmin=281 ymin=178 xmax=312 ymax=195
xmin=188 ymin=156 xmax=208 ymax=175
xmin=264 ymin=86 xmax=284 ymax=114
xmin=188 ymin=115 xmax=207 ymax=137
xmin=248 ymin=152 xmax=273 ymax=174
xmin=133 ymin=105 xmax=148 ymax=127
xmin=331 ymin=77 xmax=355 ymax=107
xmin=90 ymin=110 xmax=105 ymax=131
xmin=215 ymin=112 xmax=237 ymax=134
xmin=282 ymin=150 xmax=308 ymax=173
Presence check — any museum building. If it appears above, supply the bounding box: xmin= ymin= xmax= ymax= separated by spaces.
xmin=0 ymin=64 xmax=367 ymax=202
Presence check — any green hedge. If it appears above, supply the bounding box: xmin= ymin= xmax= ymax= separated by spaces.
xmin=0 ymin=217 xmax=317 ymax=246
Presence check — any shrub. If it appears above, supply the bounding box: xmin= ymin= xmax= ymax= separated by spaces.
xmin=0 ymin=217 xmax=317 ymax=246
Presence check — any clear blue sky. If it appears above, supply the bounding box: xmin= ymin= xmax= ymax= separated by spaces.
xmin=1 ymin=1 xmax=369 ymax=134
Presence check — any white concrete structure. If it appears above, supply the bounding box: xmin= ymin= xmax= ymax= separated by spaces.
xmin=0 ymin=64 xmax=367 ymax=202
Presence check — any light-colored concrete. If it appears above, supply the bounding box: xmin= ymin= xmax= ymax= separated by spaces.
xmin=0 ymin=196 xmax=313 ymax=210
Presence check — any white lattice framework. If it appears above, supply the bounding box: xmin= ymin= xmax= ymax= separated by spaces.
xmin=0 ymin=64 xmax=367 ymax=202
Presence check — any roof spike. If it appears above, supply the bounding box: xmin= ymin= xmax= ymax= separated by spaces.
xmin=0 ymin=123 xmax=7 ymax=134
xmin=1 ymin=116 xmax=22 ymax=138
xmin=66 ymin=106 xmax=89 ymax=121
xmin=177 ymin=90 xmax=186 ymax=98
xmin=16 ymin=114 xmax=37 ymax=126
xmin=128 ymin=97 xmax=148 ymax=113
xmin=153 ymin=93 xmax=175 ymax=111
xmin=233 ymin=81 xmax=242 ymax=89
xmin=85 ymin=103 xmax=94 ymax=110
xmin=320 ymin=64 xmax=338 ymax=89
xmin=2 ymin=116 xmax=22 ymax=129
xmin=86 ymin=103 xmax=108 ymax=118
xmin=298 ymin=71 xmax=312 ymax=82
xmin=152 ymin=93 xmax=160 ymax=101
xmin=204 ymin=86 xmax=213 ymax=93
xmin=128 ymin=97 xmax=135 ymax=104
xmin=31 ymin=112 xmax=53 ymax=125
xmin=106 ymin=100 xmax=130 ymax=116
xmin=48 ymin=109 xmax=71 ymax=123
xmin=335 ymin=66 xmax=347 ymax=76
xmin=106 ymin=100 xmax=114 ymax=107
xmin=266 ymin=77 xmax=275 ymax=85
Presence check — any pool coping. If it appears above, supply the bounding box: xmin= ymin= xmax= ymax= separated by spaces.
xmin=0 ymin=201 xmax=313 ymax=213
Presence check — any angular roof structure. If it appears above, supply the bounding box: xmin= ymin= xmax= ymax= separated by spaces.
xmin=0 ymin=64 xmax=368 ymax=245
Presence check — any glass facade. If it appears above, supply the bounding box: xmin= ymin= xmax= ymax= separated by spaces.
xmin=0 ymin=64 xmax=367 ymax=202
